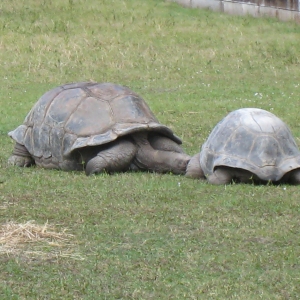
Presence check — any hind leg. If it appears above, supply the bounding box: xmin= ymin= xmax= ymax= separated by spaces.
xmin=148 ymin=133 xmax=186 ymax=154
xmin=132 ymin=132 xmax=191 ymax=175
xmin=8 ymin=143 xmax=35 ymax=167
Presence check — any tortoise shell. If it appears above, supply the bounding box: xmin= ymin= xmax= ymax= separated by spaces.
xmin=200 ymin=108 xmax=300 ymax=181
xmin=9 ymin=82 xmax=182 ymax=169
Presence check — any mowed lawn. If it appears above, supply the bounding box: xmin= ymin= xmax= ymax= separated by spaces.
xmin=0 ymin=0 xmax=300 ymax=299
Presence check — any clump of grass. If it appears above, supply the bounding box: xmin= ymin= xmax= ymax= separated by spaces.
xmin=0 ymin=220 xmax=83 ymax=261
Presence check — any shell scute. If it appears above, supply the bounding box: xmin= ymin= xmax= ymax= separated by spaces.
xmin=64 ymin=96 xmax=113 ymax=136
xmin=110 ymin=95 xmax=157 ymax=125
xmin=44 ymin=88 xmax=85 ymax=131
xmin=250 ymin=135 xmax=279 ymax=167
xmin=223 ymin=126 xmax=255 ymax=157
xmin=26 ymin=86 xmax=64 ymax=127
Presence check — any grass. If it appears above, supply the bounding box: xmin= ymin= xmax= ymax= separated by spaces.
xmin=1 ymin=0 xmax=300 ymax=298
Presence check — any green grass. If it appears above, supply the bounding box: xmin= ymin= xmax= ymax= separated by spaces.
xmin=1 ymin=0 xmax=300 ymax=299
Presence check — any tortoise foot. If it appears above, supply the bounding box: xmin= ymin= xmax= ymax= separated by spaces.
xmin=8 ymin=155 xmax=35 ymax=167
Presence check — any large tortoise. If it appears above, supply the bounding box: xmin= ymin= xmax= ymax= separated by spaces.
xmin=186 ymin=108 xmax=300 ymax=184
xmin=8 ymin=82 xmax=191 ymax=175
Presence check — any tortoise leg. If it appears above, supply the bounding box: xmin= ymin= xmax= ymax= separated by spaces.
xmin=8 ymin=143 xmax=35 ymax=167
xmin=148 ymin=133 xmax=185 ymax=153
xmin=286 ymin=168 xmax=300 ymax=185
xmin=132 ymin=132 xmax=191 ymax=175
xmin=185 ymin=153 xmax=205 ymax=179
xmin=234 ymin=168 xmax=256 ymax=184
xmin=208 ymin=167 xmax=234 ymax=185
xmin=84 ymin=138 xmax=137 ymax=176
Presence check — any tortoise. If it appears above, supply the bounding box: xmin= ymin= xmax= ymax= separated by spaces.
xmin=186 ymin=108 xmax=300 ymax=184
xmin=8 ymin=82 xmax=191 ymax=176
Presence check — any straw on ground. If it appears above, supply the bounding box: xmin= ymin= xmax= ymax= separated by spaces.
xmin=0 ymin=220 xmax=84 ymax=260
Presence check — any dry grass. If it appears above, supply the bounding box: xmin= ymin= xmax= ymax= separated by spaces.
xmin=0 ymin=220 xmax=84 ymax=261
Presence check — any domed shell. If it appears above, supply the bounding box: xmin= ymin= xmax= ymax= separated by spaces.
xmin=200 ymin=108 xmax=300 ymax=181
xmin=9 ymin=82 xmax=182 ymax=165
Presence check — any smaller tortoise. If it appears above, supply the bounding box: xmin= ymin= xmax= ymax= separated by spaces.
xmin=186 ymin=108 xmax=300 ymax=184
xmin=8 ymin=82 xmax=191 ymax=175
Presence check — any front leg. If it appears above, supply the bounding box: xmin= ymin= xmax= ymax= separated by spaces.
xmin=208 ymin=167 xmax=234 ymax=185
xmin=186 ymin=153 xmax=205 ymax=179
xmin=8 ymin=143 xmax=35 ymax=167
xmin=83 ymin=138 xmax=137 ymax=176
